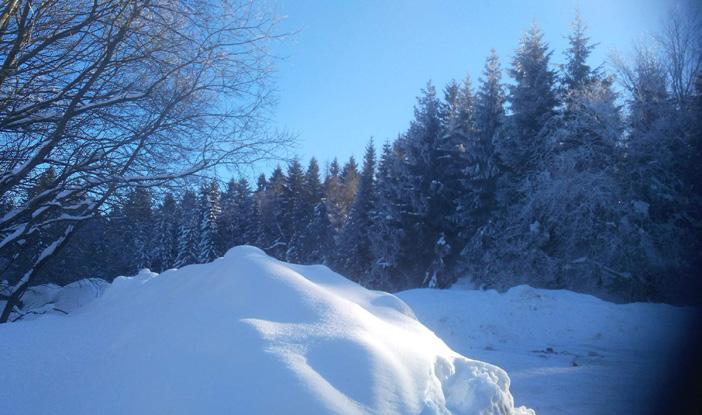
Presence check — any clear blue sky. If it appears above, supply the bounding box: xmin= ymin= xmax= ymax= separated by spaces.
xmin=266 ymin=0 xmax=672 ymax=173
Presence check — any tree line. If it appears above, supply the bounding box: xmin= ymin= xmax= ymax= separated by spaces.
xmin=3 ymin=11 xmax=701 ymax=303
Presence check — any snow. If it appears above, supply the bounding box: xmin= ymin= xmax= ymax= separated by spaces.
xmin=0 ymin=246 xmax=532 ymax=415
xmin=397 ymin=284 xmax=696 ymax=415
xmin=19 ymin=278 xmax=109 ymax=317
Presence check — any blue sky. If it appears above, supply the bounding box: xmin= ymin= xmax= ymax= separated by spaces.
xmin=266 ymin=0 xmax=671 ymax=173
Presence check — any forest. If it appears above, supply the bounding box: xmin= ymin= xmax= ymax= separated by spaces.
xmin=2 ymin=12 xmax=700 ymax=304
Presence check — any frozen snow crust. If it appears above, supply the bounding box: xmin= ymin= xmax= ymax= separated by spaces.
xmin=0 ymin=246 xmax=532 ymax=415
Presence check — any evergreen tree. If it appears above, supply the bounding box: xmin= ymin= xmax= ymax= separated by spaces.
xmin=338 ymin=156 xmax=359 ymax=223
xmin=398 ymin=82 xmax=443 ymax=287
xmin=456 ymin=50 xmax=506 ymax=268
xmin=175 ymin=190 xmax=199 ymax=267
xmin=216 ymin=178 xmax=255 ymax=253
xmin=283 ymin=159 xmax=310 ymax=262
xmin=257 ymin=166 xmax=287 ymax=258
xmin=217 ymin=179 xmax=239 ymax=253
xmin=503 ymin=23 xmax=558 ymax=177
xmin=284 ymin=158 xmax=327 ymax=263
xmin=336 ymin=139 xmax=376 ymax=279
xmin=153 ymin=192 xmax=179 ymax=271
xmin=368 ymin=140 xmax=407 ymax=290
xmin=305 ymin=158 xmax=324 ymax=206
xmin=439 ymin=75 xmax=474 ymax=136
xmin=197 ymin=180 xmax=221 ymax=263
xmin=324 ymin=158 xmax=344 ymax=230
xmin=562 ymin=11 xmax=597 ymax=95
xmin=234 ymin=178 xmax=256 ymax=245
xmin=474 ymin=76 xmax=626 ymax=293
xmin=474 ymin=49 xmax=506 ymax=144
xmin=123 ymin=187 xmax=154 ymax=271
xmin=296 ymin=200 xmax=336 ymax=264
xmin=430 ymin=79 xmax=477 ymax=287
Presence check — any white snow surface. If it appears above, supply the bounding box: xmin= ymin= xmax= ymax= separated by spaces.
xmin=0 ymin=246 xmax=532 ymax=415
xmin=13 ymin=277 xmax=109 ymax=319
xmin=398 ymin=285 xmax=696 ymax=415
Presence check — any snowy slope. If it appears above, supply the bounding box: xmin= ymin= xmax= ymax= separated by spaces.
xmin=398 ymin=285 xmax=696 ymax=415
xmin=0 ymin=246 xmax=532 ymax=415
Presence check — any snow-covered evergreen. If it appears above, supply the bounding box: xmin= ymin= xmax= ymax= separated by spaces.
xmin=336 ymin=140 xmax=376 ymax=279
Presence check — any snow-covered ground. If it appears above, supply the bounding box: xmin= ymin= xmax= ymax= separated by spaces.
xmin=3 ymin=247 xmax=696 ymax=414
xmin=398 ymin=283 xmax=696 ymax=415
xmin=0 ymin=247 xmax=531 ymax=415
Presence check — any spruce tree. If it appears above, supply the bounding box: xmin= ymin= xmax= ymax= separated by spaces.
xmin=296 ymin=200 xmax=336 ymax=265
xmin=123 ymin=187 xmax=154 ymax=271
xmin=474 ymin=49 xmax=506 ymax=144
xmin=462 ymin=50 xmax=505 ymax=231
xmin=305 ymin=158 xmax=324 ymax=207
xmin=283 ymin=159 xmax=309 ymax=262
xmin=197 ymin=180 xmax=221 ymax=263
xmin=258 ymin=166 xmax=287 ymax=258
xmin=429 ymin=79 xmax=476 ymax=287
xmin=399 ymin=82 xmax=443 ymax=287
xmin=562 ymin=11 xmax=597 ymax=95
xmin=153 ymin=192 xmax=179 ymax=271
xmin=175 ymin=190 xmax=199 ymax=267
xmin=336 ymin=139 xmax=376 ymax=279
xmin=217 ymin=179 xmax=239 ymax=253
xmin=338 ymin=156 xmax=359 ymax=222
xmin=368 ymin=140 xmax=407 ymax=290
xmin=504 ymin=22 xmax=558 ymax=177
xmin=234 ymin=178 xmax=256 ymax=246
xmin=324 ymin=158 xmax=344 ymax=230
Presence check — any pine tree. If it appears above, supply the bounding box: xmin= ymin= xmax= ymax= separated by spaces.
xmin=398 ymin=82 xmax=444 ymax=287
xmin=285 ymin=158 xmax=327 ymax=263
xmin=153 ymin=192 xmax=179 ymax=271
xmin=123 ymin=187 xmax=154 ymax=271
xmin=197 ymin=180 xmax=221 ymax=263
xmin=282 ymin=159 xmax=310 ymax=262
xmin=257 ymin=166 xmax=287 ymax=258
xmin=234 ymin=178 xmax=256 ymax=245
xmin=429 ymin=79 xmax=477 ymax=287
xmin=175 ymin=190 xmax=199 ymax=267
xmin=503 ymin=22 xmax=558 ymax=177
xmin=336 ymin=139 xmax=376 ymax=279
xmin=474 ymin=49 xmax=506 ymax=144
xmin=461 ymin=50 xmax=505 ymax=233
xmin=368 ymin=140 xmax=407 ymax=290
xmin=440 ymin=75 xmax=474 ymax=136
xmin=217 ymin=179 xmax=239 ymax=253
xmin=305 ymin=158 xmax=324 ymax=207
xmin=296 ymin=200 xmax=336 ymax=264
xmin=562 ymin=11 xmax=597 ymax=95
xmin=324 ymin=158 xmax=344 ymax=230
xmin=338 ymin=156 xmax=359 ymax=222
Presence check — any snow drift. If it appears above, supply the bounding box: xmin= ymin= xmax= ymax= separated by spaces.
xmin=4 ymin=278 xmax=109 ymax=320
xmin=0 ymin=246 xmax=532 ymax=415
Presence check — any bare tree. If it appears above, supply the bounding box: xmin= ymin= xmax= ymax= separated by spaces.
xmin=0 ymin=0 xmax=289 ymax=323
xmin=655 ymin=6 xmax=701 ymax=112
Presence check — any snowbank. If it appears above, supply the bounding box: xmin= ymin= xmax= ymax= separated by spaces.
xmin=1 ymin=277 xmax=109 ymax=321
xmin=0 ymin=246 xmax=532 ymax=415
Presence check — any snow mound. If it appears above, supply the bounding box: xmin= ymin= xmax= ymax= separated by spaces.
xmin=0 ymin=246 xmax=532 ymax=415
xmin=4 ymin=277 xmax=109 ymax=320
